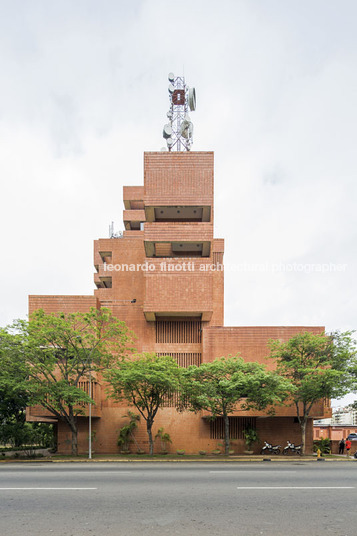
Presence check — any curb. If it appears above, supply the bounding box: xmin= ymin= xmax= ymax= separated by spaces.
xmin=1 ymin=456 xmax=356 ymax=464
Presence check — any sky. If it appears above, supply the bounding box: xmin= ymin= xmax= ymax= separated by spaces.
xmin=0 ymin=0 xmax=356 ymax=405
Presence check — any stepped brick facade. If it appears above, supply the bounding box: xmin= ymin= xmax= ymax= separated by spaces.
xmin=28 ymin=151 xmax=331 ymax=454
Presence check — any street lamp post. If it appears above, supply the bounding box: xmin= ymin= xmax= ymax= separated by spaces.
xmin=88 ymin=369 xmax=92 ymax=460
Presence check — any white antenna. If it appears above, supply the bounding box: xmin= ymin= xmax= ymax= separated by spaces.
xmin=162 ymin=73 xmax=196 ymax=151
xmin=109 ymin=221 xmax=123 ymax=239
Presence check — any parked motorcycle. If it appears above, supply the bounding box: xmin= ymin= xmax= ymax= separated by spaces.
xmin=260 ymin=441 xmax=281 ymax=455
xmin=283 ymin=440 xmax=302 ymax=455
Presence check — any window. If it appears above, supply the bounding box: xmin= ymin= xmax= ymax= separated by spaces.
xmin=210 ymin=417 xmax=257 ymax=440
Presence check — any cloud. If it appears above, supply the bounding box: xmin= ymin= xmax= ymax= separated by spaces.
xmin=0 ymin=0 xmax=356 ymax=340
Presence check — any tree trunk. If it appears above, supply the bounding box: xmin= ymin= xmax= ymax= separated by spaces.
xmin=301 ymin=419 xmax=306 ymax=455
xmin=147 ymin=420 xmax=154 ymax=456
xmin=223 ymin=412 xmax=230 ymax=456
xmin=68 ymin=412 xmax=78 ymax=456
xmin=71 ymin=426 xmax=78 ymax=456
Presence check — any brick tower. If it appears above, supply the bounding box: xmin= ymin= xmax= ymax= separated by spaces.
xmin=28 ymin=76 xmax=331 ymax=454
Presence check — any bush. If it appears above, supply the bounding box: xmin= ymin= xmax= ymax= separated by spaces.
xmin=117 ymin=411 xmax=140 ymax=451
xmin=313 ymin=438 xmax=331 ymax=455
xmin=243 ymin=428 xmax=259 ymax=450
xmin=155 ymin=427 xmax=172 ymax=453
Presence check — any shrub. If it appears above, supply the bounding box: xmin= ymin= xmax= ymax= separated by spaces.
xmin=243 ymin=428 xmax=259 ymax=450
xmin=117 ymin=411 xmax=140 ymax=451
xmin=313 ymin=438 xmax=331 ymax=455
xmin=155 ymin=427 xmax=172 ymax=453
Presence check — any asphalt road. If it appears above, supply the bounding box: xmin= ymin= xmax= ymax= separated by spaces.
xmin=0 ymin=461 xmax=356 ymax=536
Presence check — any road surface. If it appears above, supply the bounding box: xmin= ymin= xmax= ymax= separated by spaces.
xmin=0 ymin=461 xmax=356 ymax=535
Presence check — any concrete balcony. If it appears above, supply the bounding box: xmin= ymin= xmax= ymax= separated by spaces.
xmin=200 ymin=399 xmax=332 ymax=419
xmin=145 ymin=205 xmax=211 ymax=223
xmin=144 ymin=222 xmax=213 ymax=257
xmin=144 ymin=222 xmax=213 ymax=241
xmin=143 ymin=270 xmax=213 ymax=321
xmin=123 ymin=209 xmax=145 ymax=231
xmin=123 ymin=186 xmax=144 ymax=210
xmin=94 ymin=272 xmax=112 ymax=289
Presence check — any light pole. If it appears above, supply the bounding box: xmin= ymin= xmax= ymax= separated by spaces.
xmin=88 ymin=369 xmax=92 ymax=460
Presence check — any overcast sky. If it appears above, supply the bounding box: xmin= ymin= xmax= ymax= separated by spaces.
xmin=0 ymin=1 xmax=356 ymax=404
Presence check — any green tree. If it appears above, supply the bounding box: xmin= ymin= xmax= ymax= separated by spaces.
xmin=106 ymin=353 xmax=181 ymax=455
xmin=181 ymin=356 xmax=290 ymax=455
xmin=11 ymin=307 xmax=133 ymax=456
xmin=0 ymin=329 xmax=55 ymax=450
xmin=0 ymin=328 xmax=29 ymax=447
xmin=268 ymin=331 xmax=356 ymax=455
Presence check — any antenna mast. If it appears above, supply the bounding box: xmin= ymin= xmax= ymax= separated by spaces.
xmin=162 ymin=73 xmax=196 ymax=152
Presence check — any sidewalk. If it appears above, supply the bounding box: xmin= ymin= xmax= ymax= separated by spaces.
xmin=1 ymin=453 xmax=356 ymax=463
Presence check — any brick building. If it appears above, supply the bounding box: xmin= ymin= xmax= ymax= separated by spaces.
xmin=28 ymin=151 xmax=331 ymax=454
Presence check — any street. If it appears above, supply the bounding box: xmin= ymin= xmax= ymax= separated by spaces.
xmin=0 ymin=461 xmax=356 ymax=536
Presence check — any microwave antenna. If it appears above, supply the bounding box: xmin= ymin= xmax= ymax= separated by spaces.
xmin=162 ymin=73 xmax=196 ymax=152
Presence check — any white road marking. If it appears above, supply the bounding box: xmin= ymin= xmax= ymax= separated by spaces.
xmin=236 ymin=486 xmax=355 ymax=490
xmin=210 ymin=470 xmax=297 ymax=474
xmin=49 ymin=471 xmax=132 ymax=474
xmin=0 ymin=471 xmax=132 ymax=474
xmin=0 ymin=487 xmax=97 ymax=490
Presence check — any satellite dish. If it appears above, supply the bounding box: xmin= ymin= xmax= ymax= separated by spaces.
xmin=160 ymin=147 xmax=167 ymax=152
xmin=188 ymin=87 xmax=196 ymax=111
xmin=168 ymin=72 xmax=175 ymax=82
xmin=180 ymin=119 xmax=193 ymax=139
xmin=168 ymin=84 xmax=175 ymax=94
xmin=163 ymin=124 xmax=172 ymax=139
xmin=167 ymin=137 xmax=173 ymax=148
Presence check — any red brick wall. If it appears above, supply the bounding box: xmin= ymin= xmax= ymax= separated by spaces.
xmin=29 ymin=295 xmax=97 ymax=315
xmin=202 ymin=326 xmax=325 ymax=367
xmin=144 ymin=152 xmax=214 ymax=206
xmin=56 ymin=413 xmax=314 ymax=455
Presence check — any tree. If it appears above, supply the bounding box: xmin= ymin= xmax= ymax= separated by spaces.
xmin=0 ymin=329 xmax=55 ymax=450
xmin=11 ymin=307 xmax=133 ymax=456
xmin=0 ymin=329 xmax=29 ymax=447
xmin=105 ymin=353 xmax=182 ymax=455
xmin=268 ymin=331 xmax=356 ymax=455
xmin=181 ymin=356 xmax=290 ymax=455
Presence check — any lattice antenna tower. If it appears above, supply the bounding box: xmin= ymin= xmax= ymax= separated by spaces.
xmin=162 ymin=73 xmax=196 ymax=151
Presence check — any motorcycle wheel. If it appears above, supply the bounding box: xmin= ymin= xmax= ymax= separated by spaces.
xmin=283 ymin=449 xmax=288 ymax=455
xmin=260 ymin=449 xmax=266 ymax=455
xmin=274 ymin=449 xmax=281 ymax=455
xmin=354 ymin=452 xmax=357 ymax=459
